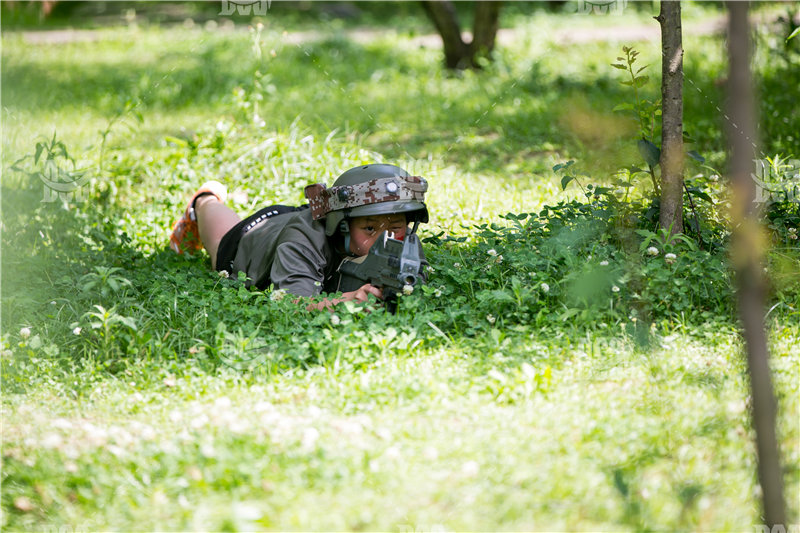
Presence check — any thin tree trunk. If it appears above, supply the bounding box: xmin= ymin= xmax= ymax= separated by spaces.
xmin=470 ymin=1 xmax=503 ymax=65
xmin=657 ymin=0 xmax=684 ymax=236
xmin=421 ymin=1 xmax=502 ymax=70
xmin=421 ymin=0 xmax=469 ymax=69
xmin=727 ymin=2 xmax=787 ymax=528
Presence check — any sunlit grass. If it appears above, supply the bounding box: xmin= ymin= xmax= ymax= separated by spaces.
xmin=2 ymin=6 xmax=799 ymax=530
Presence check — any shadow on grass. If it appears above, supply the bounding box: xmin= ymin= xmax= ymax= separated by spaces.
xmin=2 ymin=30 xmax=680 ymax=177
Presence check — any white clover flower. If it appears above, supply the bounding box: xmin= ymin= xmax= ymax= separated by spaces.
xmin=788 ymin=227 xmax=797 ymax=234
xmin=453 ymin=262 xmax=461 ymax=268
xmin=540 ymin=283 xmax=550 ymax=293
xmin=496 ymin=255 xmax=503 ymax=263
xmin=19 ymin=327 xmax=31 ymax=340
xmin=664 ymin=252 xmax=677 ymax=265
xmin=50 ymin=301 xmax=57 ymax=305
xmin=433 ymin=288 xmax=442 ymax=297
xmin=269 ymin=288 xmax=287 ymax=301
xmin=253 ymin=113 xmax=266 ymax=128
xmin=646 ymin=246 xmax=659 ymax=257
xmin=487 ymin=249 xmax=498 ymax=257
xmin=330 ymin=314 xmax=341 ymax=326
xmin=600 ymin=260 xmax=609 ymax=266
xmin=72 ymin=327 xmax=82 ymax=335
xmin=426 ymin=265 xmax=435 ymax=273
xmin=486 ymin=314 xmax=496 ymax=324
xmin=612 ymin=285 xmax=620 ymax=293
xmin=402 ymin=284 xmax=414 ymax=295
xmin=218 ymin=270 xmax=230 ymax=278
xmin=461 ymin=460 xmax=480 ymax=477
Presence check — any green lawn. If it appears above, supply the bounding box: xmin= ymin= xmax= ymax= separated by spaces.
xmin=2 ymin=3 xmax=798 ymax=530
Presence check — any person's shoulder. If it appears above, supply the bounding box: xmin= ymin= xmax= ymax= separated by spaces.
xmin=278 ymin=207 xmax=329 ymax=246
xmin=282 ymin=206 xmax=323 ymax=232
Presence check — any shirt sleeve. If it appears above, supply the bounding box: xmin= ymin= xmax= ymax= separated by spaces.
xmin=270 ymin=241 xmax=327 ymax=297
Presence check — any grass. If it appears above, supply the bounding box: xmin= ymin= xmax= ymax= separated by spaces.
xmin=2 ymin=2 xmax=799 ymax=530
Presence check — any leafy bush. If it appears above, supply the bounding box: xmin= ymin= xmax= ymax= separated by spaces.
xmin=417 ymin=195 xmax=734 ymax=336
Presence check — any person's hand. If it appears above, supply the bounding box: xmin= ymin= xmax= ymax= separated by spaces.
xmin=305 ymin=283 xmax=382 ymax=311
xmin=341 ymin=283 xmax=383 ymax=304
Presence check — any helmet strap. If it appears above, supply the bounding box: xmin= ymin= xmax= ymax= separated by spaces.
xmin=339 ymin=219 xmax=356 ymax=257
xmin=410 ymin=220 xmax=420 ymax=235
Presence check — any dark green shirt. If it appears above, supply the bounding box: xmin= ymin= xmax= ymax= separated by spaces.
xmin=232 ymin=209 xmax=341 ymax=297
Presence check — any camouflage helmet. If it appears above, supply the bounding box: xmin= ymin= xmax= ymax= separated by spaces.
xmin=304 ymin=163 xmax=429 ymax=236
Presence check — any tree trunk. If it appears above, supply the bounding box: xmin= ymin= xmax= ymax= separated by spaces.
xmin=421 ymin=1 xmax=502 ymax=70
xmin=470 ymin=1 xmax=503 ymax=64
xmin=421 ymin=0 xmax=469 ymax=69
xmin=727 ymin=2 xmax=787 ymax=528
xmin=656 ymin=0 xmax=684 ymax=236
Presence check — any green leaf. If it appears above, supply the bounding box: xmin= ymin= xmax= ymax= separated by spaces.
xmin=687 ymin=150 xmax=706 ymax=164
xmin=558 ymin=308 xmax=580 ymax=322
xmin=612 ymin=103 xmax=634 ymax=112
xmin=686 ymin=186 xmax=713 ymax=202
xmin=787 ymin=27 xmax=800 ymax=42
xmin=638 ymin=139 xmax=661 ymax=167
xmin=634 ymin=75 xmax=649 ymax=88
xmin=552 ymin=160 xmax=573 ymax=172
xmin=561 ymin=175 xmax=575 ymax=191
xmin=164 ymin=136 xmax=188 ymax=147
xmin=34 ymin=142 xmax=44 ymax=164
xmin=117 ymin=315 xmax=138 ymax=331
xmin=611 ymin=63 xmax=628 ymax=70
xmin=12 ymin=153 xmax=33 ymax=170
